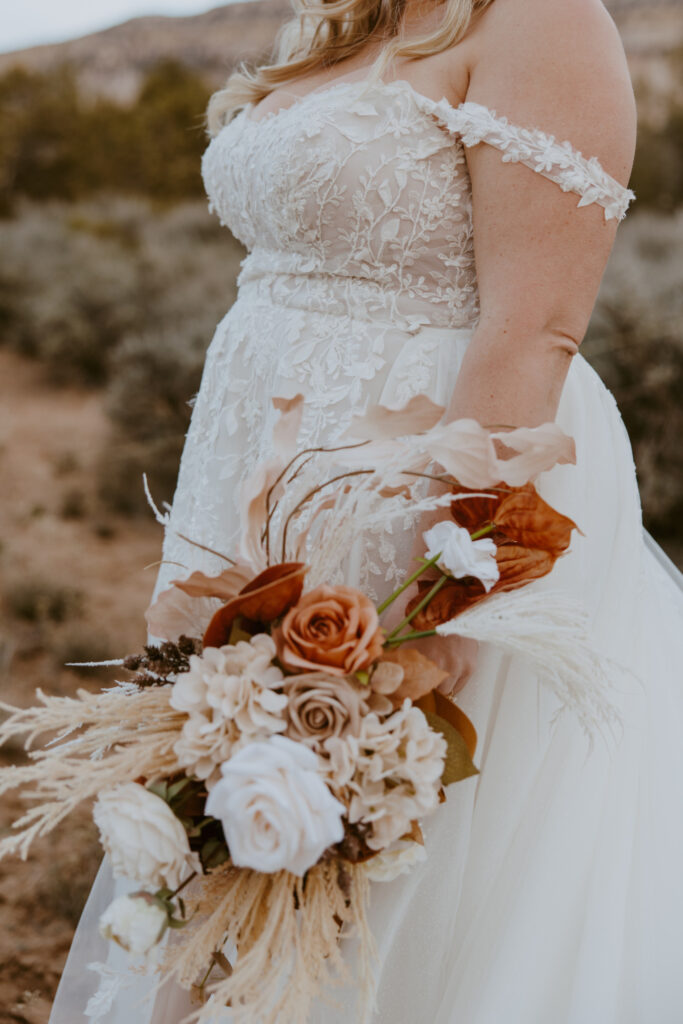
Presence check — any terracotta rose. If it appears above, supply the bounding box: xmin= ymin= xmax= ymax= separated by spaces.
xmin=273 ymin=584 xmax=384 ymax=676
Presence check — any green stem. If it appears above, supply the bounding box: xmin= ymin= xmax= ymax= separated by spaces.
xmin=385 ymin=574 xmax=448 ymax=640
xmin=470 ymin=523 xmax=495 ymax=541
xmin=376 ymin=552 xmax=442 ymax=615
xmin=384 ymin=627 xmax=438 ymax=645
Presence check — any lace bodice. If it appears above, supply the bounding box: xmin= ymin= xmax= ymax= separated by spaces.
xmin=202 ymin=76 xmax=635 ymax=332
xmin=152 ymin=75 xmax=635 ymax=607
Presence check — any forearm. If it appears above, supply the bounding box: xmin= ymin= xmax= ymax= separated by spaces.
xmin=443 ymin=317 xmax=579 ymax=428
xmin=406 ymin=320 xmax=579 ymax=564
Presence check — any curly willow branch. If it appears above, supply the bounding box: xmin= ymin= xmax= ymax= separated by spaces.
xmin=0 ymin=686 xmax=185 ymax=860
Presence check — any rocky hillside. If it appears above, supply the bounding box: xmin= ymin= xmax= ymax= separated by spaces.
xmin=0 ymin=0 xmax=681 ymax=104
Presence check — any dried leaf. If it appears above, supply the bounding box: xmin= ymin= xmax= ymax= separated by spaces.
xmin=399 ymin=820 xmax=425 ymax=846
xmin=490 ymin=423 xmax=576 ymax=486
xmin=417 ymin=690 xmax=478 ymax=760
xmin=145 ymin=587 xmax=219 ymax=642
xmin=203 ymin=563 xmax=308 ymax=648
xmin=378 ymin=647 xmax=448 ymax=703
xmin=271 ymin=394 xmax=305 ymax=458
xmin=238 ymin=395 xmax=305 ymax=568
xmin=406 ymin=577 xmax=488 ymax=631
xmin=450 ymin=488 xmax=504 ymax=533
xmin=172 ymin=563 xmax=254 ymax=601
xmin=342 ymin=394 xmax=445 ymax=440
xmin=423 ymin=710 xmax=479 ymax=786
xmin=494 ymin=544 xmax=555 ymax=591
xmin=493 ymin=484 xmax=578 ymax=555
xmin=239 ymin=456 xmax=285 ymax=571
xmin=424 ymin=419 xmax=500 ymax=488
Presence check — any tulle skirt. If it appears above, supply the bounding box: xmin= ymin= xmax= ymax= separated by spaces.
xmin=49 ymin=322 xmax=683 ymax=1024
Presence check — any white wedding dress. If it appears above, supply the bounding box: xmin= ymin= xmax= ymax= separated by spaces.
xmin=50 ymin=71 xmax=683 ymax=1024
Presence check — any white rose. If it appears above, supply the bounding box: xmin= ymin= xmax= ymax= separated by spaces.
xmin=99 ymin=892 xmax=168 ymax=955
xmin=205 ymin=735 xmax=345 ymax=876
xmin=423 ymin=520 xmax=499 ymax=592
xmin=364 ymin=839 xmax=428 ymax=882
xmin=93 ymin=783 xmax=201 ymax=889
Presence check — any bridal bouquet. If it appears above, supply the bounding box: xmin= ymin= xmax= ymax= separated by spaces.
xmin=0 ymin=394 xmax=616 ymax=1023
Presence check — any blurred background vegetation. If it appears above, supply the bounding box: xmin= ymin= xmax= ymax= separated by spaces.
xmin=0 ymin=49 xmax=681 ymax=558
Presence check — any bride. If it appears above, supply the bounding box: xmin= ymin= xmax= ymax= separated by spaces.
xmin=50 ymin=0 xmax=683 ymax=1021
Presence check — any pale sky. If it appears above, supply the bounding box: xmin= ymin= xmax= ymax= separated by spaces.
xmin=1 ymin=1 xmax=250 ymax=55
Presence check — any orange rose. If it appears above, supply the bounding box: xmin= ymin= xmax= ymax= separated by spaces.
xmin=273 ymin=584 xmax=384 ymax=676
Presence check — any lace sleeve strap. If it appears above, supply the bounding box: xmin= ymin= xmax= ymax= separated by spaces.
xmin=424 ymin=97 xmax=636 ymax=223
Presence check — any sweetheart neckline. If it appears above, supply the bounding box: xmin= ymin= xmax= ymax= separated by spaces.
xmin=241 ymin=76 xmax=468 ymax=127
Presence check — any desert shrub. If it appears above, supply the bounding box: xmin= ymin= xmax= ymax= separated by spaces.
xmin=584 ymin=208 xmax=683 ymax=545
xmin=53 ymin=626 xmax=116 ymax=672
xmin=97 ymin=328 xmax=207 ymax=513
xmin=0 ymin=60 xmax=211 ymax=211
xmin=4 ymin=579 xmax=84 ymax=623
xmin=0 ymin=195 xmax=244 ymax=385
xmin=59 ymin=487 xmax=87 ymax=519
xmin=629 ymin=44 xmax=683 ymax=212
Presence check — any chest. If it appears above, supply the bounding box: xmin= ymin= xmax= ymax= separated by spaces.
xmin=201 ymin=83 xmax=474 ymax=266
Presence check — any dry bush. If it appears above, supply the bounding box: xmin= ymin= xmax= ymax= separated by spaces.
xmin=0 ymin=195 xmax=245 ymax=387
xmin=4 ymin=578 xmax=84 ymax=624
xmin=583 ymin=209 xmax=683 ymax=551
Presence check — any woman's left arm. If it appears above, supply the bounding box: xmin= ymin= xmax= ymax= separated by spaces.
xmin=447 ymin=0 xmax=637 ymax=428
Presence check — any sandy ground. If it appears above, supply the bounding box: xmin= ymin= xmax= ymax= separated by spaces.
xmin=0 ymin=349 xmax=162 ymax=1023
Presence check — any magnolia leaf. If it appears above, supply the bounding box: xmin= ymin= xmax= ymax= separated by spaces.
xmin=417 ymin=690 xmax=478 ymax=759
xmin=493 ymin=484 xmax=579 ymax=554
xmin=424 ymin=710 xmax=479 ymax=786
xmin=203 ymin=563 xmax=307 ymax=648
xmin=228 ymin=616 xmax=256 ymax=646
xmin=494 ymin=544 xmax=555 ymax=591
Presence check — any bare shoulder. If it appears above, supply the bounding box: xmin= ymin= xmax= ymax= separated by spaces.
xmin=462 ymin=0 xmax=637 ymax=185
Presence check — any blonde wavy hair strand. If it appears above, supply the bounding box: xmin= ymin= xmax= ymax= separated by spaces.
xmin=206 ymin=0 xmax=495 ymax=135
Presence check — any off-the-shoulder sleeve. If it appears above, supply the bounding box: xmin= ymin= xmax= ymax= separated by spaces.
xmin=420 ymin=97 xmax=635 ymax=223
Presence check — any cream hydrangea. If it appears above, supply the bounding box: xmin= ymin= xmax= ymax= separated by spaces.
xmin=93 ymin=783 xmax=200 ymax=889
xmin=169 ymin=634 xmax=288 ymax=788
xmin=323 ymin=700 xmax=446 ymax=850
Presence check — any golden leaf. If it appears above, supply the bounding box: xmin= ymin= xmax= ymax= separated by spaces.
xmin=423 ymin=710 xmax=479 ymax=786
xmin=416 ymin=690 xmax=478 ymax=760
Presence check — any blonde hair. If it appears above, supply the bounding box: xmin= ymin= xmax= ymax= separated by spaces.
xmin=206 ymin=0 xmax=495 ymax=135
